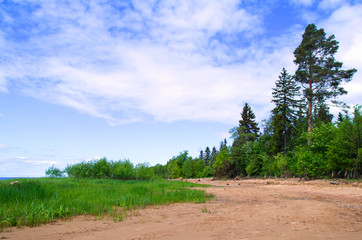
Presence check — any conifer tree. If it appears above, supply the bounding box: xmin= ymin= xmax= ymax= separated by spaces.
xmin=210 ymin=146 xmax=218 ymax=166
xmin=204 ymin=147 xmax=211 ymax=166
xmin=199 ymin=150 xmax=204 ymax=160
xmin=293 ymin=24 xmax=357 ymax=136
xmin=230 ymin=103 xmax=260 ymax=176
xmin=271 ymin=68 xmax=301 ymax=155
xmin=238 ymin=103 xmax=260 ymax=142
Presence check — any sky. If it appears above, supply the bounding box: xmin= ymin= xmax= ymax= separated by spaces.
xmin=0 ymin=0 xmax=361 ymax=177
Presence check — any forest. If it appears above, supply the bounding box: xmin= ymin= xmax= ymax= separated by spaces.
xmin=48 ymin=24 xmax=360 ymax=180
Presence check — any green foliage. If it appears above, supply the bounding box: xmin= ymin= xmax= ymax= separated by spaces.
xmin=45 ymin=165 xmax=64 ymax=178
xmin=152 ymin=164 xmax=168 ymax=179
xmin=213 ymin=146 xmax=235 ymax=178
xmin=135 ymin=163 xmax=155 ymax=180
xmin=296 ymin=149 xmax=328 ymax=178
xmin=182 ymin=159 xmax=192 ymax=179
xmin=167 ymin=160 xmax=181 ymax=179
xmin=190 ymin=158 xmax=205 ymax=178
xmin=272 ymin=153 xmax=288 ymax=177
xmin=326 ymin=107 xmax=362 ymax=178
xmin=166 ymin=151 xmax=213 ymax=179
xmin=0 ymin=178 xmax=211 ymax=231
xmin=111 ymin=159 xmax=135 ymax=180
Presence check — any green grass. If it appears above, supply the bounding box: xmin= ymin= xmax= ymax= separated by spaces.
xmin=0 ymin=178 xmax=212 ymax=231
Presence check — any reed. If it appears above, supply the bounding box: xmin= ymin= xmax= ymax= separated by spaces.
xmin=0 ymin=178 xmax=210 ymax=231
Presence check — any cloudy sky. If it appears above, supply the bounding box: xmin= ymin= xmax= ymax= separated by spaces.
xmin=0 ymin=0 xmax=361 ymax=177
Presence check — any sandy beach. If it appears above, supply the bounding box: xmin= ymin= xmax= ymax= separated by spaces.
xmin=1 ymin=178 xmax=361 ymax=240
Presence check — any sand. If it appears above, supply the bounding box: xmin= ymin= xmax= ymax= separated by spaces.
xmin=1 ymin=178 xmax=361 ymax=240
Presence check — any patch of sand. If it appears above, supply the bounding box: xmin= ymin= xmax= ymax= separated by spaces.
xmin=1 ymin=178 xmax=361 ymax=240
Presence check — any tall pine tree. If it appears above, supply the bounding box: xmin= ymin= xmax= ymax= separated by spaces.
xmin=293 ymin=24 xmax=356 ymax=136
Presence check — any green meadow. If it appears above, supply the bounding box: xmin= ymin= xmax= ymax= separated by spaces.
xmin=0 ymin=178 xmax=211 ymax=231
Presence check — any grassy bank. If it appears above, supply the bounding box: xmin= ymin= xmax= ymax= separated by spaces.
xmin=0 ymin=178 xmax=211 ymax=231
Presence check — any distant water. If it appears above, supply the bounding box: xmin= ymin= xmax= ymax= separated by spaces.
xmin=0 ymin=177 xmax=33 ymax=181
xmin=0 ymin=177 xmax=39 ymax=181
xmin=0 ymin=177 xmax=18 ymax=181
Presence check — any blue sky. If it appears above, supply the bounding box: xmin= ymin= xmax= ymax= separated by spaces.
xmin=0 ymin=0 xmax=361 ymax=177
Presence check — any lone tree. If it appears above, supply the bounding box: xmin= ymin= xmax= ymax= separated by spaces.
xmin=293 ymin=24 xmax=356 ymax=136
xmin=238 ymin=103 xmax=260 ymax=143
xmin=230 ymin=103 xmax=260 ymax=176
xmin=271 ymin=68 xmax=301 ymax=155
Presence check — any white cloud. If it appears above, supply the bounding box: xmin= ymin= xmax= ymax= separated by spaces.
xmin=318 ymin=0 xmax=346 ymax=10
xmin=6 ymin=0 xmax=355 ymax=125
xmin=21 ymin=159 xmax=57 ymax=165
xmin=0 ymin=144 xmax=8 ymax=149
xmin=1 ymin=0 xmax=285 ymax=124
xmin=320 ymin=4 xmax=362 ymax=108
xmin=291 ymin=0 xmax=315 ymax=6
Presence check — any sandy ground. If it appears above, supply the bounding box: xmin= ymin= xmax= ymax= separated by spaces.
xmin=1 ymin=178 xmax=361 ymax=240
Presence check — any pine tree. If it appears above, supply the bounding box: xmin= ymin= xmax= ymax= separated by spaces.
xmin=271 ymin=68 xmax=301 ymax=155
xmin=199 ymin=150 xmax=204 ymax=160
xmin=210 ymin=146 xmax=218 ymax=166
xmin=204 ymin=147 xmax=211 ymax=166
xmin=293 ymin=24 xmax=357 ymax=136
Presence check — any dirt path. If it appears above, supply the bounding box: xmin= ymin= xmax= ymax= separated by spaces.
xmin=1 ymin=178 xmax=361 ymax=240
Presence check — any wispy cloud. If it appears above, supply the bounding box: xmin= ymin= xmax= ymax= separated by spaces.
xmin=0 ymin=0 xmax=360 ymax=125
xmin=320 ymin=3 xmax=362 ymax=109
xmin=291 ymin=0 xmax=315 ymax=6
xmin=318 ymin=0 xmax=347 ymax=10
xmin=0 ymin=144 xmax=8 ymax=150
xmin=84 ymin=156 xmax=103 ymax=162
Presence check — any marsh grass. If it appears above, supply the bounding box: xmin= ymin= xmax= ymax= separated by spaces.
xmin=0 ymin=178 xmax=211 ymax=231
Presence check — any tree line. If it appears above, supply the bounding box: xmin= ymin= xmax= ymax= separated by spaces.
xmin=46 ymin=24 xmax=360 ymax=180
xmin=215 ymin=24 xmax=359 ymax=179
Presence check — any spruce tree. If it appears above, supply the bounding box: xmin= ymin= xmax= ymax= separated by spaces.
xmin=230 ymin=103 xmax=260 ymax=176
xmin=293 ymin=24 xmax=357 ymax=136
xmin=238 ymin=103 xmax=260 ymax=142
xmin=199 ymin=150 xmax=204 ymax=160
xmin=271 ymin=68 xmax=301 ymax=155
xmin=210 ymin=146 xmax=218 ymax=166
xmin=204 ymin=147 xmax=211 ymax=166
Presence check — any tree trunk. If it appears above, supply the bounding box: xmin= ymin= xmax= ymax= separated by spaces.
xmin=284 ymin=119 xmax=287 ymax=156
xmin=307 ymin=69 xmax=313 ymax=147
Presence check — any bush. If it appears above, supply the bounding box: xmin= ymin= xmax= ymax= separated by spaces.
xmin=135 ymin=163 xmax=155 ymax=180
xmin=111 ymin=159 xmax=135 ymax=180
xmin=45 ymin=165 xmax=64 ymax=178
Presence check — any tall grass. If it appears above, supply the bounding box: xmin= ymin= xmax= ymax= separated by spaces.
xmin=0 ymin=178 xmax=211 ymax=231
